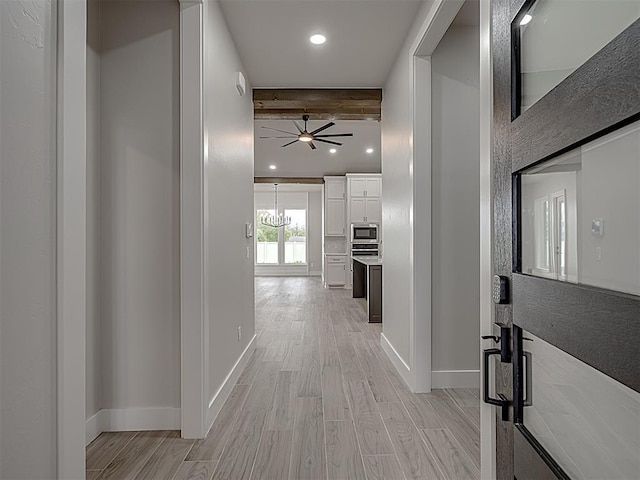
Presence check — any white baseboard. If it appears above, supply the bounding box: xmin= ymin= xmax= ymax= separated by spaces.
xmin=380 ymin=332 xmax=412 ymax=390
xmin=85 ymin=407 xmax=181 ymax=446
xmin=309 ymin=270 xmax=322 ymax=277
xmin=206 ymin=334 xmax=256 ymax=430
xmin=432 ymin=370 xmax=480 ymax=389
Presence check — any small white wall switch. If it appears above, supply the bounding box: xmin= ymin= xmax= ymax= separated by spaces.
xmin=246 ymin=246 xmax=250 ymax=259
xmin=591 ymin=219 xmax=604 ymax=236
xmin=245 ymin=222 xmax=253 ymax=238
xmin=236 ymin=71 xmax=246 ymax=96
xmin=237 ymin=326 xmax=242 ymax=341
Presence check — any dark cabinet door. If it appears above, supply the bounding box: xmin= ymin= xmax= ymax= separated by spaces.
xmin=491 ymin=3 xmax=640 ymax=479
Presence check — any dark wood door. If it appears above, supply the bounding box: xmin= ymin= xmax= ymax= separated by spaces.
xmin=491 ymin=2 xmax=640 ymax=479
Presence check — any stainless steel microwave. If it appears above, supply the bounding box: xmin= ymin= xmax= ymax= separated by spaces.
xmin=351 ymin=224 xmax=379 ymax=243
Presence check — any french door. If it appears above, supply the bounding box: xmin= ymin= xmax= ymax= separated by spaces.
xmin=489 ymin=1 xmax=640 ymax=478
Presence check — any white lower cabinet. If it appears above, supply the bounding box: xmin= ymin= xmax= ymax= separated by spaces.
xmin=325 ymin=255 xmax=347 ymax=286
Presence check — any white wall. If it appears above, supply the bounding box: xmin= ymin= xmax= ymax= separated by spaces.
xmin=0 ymin=2 xmax=58 ymax=477
xmin=86 ymin=0 xmax=101 ymax=422
xmin=203 ymin=0 xmax=256 ymax=408
xmin=99 ymin=0 xmax=181 ymax=411
xmin=431 ymin=25 xmax=480 ymax=375
xmin=382 ymin=12 xmax=425 ymax=364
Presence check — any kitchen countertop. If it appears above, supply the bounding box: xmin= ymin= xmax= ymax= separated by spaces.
xmin=351 ymin=256 xmax=383 ymax=266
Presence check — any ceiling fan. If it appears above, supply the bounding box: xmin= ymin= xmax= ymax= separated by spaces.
xmin=259 ymin=115 xmax=353 ymax=150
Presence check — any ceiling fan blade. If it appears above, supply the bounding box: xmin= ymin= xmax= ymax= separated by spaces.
xmin=310 ymin=122 xmax=335 ymax=135
xmin=259 ymin=136 xmax=298 ymax=139
xmin=292 ymin=120 xmax=304 ymax=133
xmin=308 ymin=141 xmax=317 ymax=150
xmin=261 ymin=126 xmax=298 ymax=135
xmin=314 ymin=138 xmax=343 ymax=146
xmin=313 ymin=133 xmax=353 ymax=138
xmin=281 ymin=139 xmax=299 ymax=148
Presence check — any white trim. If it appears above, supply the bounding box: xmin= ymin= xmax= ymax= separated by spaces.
xmin=431 ymin=370 xmax=481 ymax=389
xmin=411 ymin=54 xmax=432 ymax=393
xmin=255 ymin=265 xmax=310 ymax=276
xmin=85 ymin=408 xmax=180 ymax=444
xmin=85 ymin=410 xmax=105 ymax=446
xmin=309 ymin=270 xmax=322 ymax=277
xmin=57 ymin=1 xmax=87 ymax=478
xmin=479 ymin=0 xmax=497 ymax=477
xmin=380 ymin=333 xmax=412 ymax=389
xmin=180 ymin=0 xmax=207 ymax=439
xmin=206 ymin=335 xmax=256 ymax=429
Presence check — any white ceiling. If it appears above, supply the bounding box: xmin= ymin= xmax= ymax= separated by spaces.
xmin=219 ymin=0 xmax=424 ymax=88
xmin=254 ymin=119 xmax=381 ymax=177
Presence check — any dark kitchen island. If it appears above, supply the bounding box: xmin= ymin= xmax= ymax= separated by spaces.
xmin=351 ymin=256 xmax=382 ymax=323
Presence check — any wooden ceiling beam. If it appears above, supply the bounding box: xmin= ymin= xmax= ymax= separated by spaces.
xmin=253 ymin=88 xmax=382 ymax=121
xmin=254 ymin=177 xmax=324 ymax=184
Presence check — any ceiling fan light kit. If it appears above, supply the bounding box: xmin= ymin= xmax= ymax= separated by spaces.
xmin=259 ymin=114 xmax=353 ymax=150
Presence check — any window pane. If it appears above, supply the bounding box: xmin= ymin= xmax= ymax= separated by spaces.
xmin=284 ymin=209 xmax=306 ymax=264
xmin=517 ymin=0 xmax=640 ymax=114
xmin=256 ymin=209 xmax=278 ymax=264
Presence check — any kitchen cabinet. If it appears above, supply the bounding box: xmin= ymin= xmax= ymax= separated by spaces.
xmin=347 ymin=174 xmax=382 ymax=224
xmin=349 ymin=197 xmax=381 ymax=224
xmin=324 ymin=176 xmax=346 ymax=236
xmin=348 ymin=176 xmax=381 ymax=198
xmin=325 ymin=255 xmax=347 ymax=286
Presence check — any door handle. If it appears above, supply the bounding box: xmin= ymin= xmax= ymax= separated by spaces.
xmin=483 ymin=348 xmax=510 ymax=421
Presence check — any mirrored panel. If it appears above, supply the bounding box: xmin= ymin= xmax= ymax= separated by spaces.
xmin=522 ymin=330 xmax=640 ymax=480
xmin=520 ymin=120 xmax=640 ymax=295
xmin=515 ymin=0 xmax=640 ymax=114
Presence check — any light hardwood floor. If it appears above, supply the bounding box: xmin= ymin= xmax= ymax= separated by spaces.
xmin=86 ymin=277 xmax=480 ymax=479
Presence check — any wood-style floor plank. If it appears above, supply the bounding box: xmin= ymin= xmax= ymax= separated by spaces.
xmin=420 ymin=429 xmax=480 ymax=480
xmin=289 ymin=397 xmax=326 ymax=480
xmin=186 ymin=384 xmax=251 ymax=461
xmin=362 ymin=455 xmax=407 ymax=480
xmin=378 ymin=403 xmax=444 ymax=480
xmin=250 ymin=430 xmax=292 ymax=480
xmin=86 ymin=431 xmax=137 ymax=470
xmin=325 ymin=420 xmax=367 ymax=480
xmin=346 ymin=381 xmax=395 ymax=455
xmin=322 ymin=363 xmax=352 ymax=421
xmin=445 ymin=388 xmax=480 ymax=408
xmin=212 ymin=362 xmax=281 ymax=480
xmin=86 ymin=470 xmax=103 ymax=480
xmin=267 ymin=371 xmax=298 ymax=430
xmin=428 ymin=390 xmax=481 ymax=469
xmin=100 ymin=431 xmax=171 ymax=480
xmin=134 ymin=434 xmax=193 ymax=480
xmin=173 ymin=461 xmax=217 ymax=480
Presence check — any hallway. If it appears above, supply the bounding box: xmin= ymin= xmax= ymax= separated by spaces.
xmin=86 ymin=277 xmax=480 ymax=479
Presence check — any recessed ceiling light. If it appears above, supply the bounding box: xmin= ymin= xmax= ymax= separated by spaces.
xmin=366 ymin=148 xmax=374 ymax=154
xmin=520 ymin=14 xmax=532 ymax=26
xmin=329 ymin=148 xmax=337 ymax=154
xmin=269 ymin=165 xmax=276 ymax=170
xmin=310 ymin=34 xmax=326 ymax=45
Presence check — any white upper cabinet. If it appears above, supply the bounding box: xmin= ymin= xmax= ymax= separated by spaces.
xmin=348 ymin=176 xmax=381 ymax=198
xmin=349 ymin=178 xmax=367 ymax=197
xmin=324 ymin=176 xmax=347 ymax=236
xmin=325 ymin=178 xmax=346 ymax=199
xmin=347 ymin=174 xmax=382 ymax=224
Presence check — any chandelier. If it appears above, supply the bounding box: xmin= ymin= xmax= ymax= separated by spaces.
xmin=260 ymin=184 xmax=291 ymax=228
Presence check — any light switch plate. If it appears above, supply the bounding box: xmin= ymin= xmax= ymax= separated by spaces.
xmin=245 ymin=222 xmax=253 ymax=238
xmin=591 ymin=219 xmax=604 ymax=236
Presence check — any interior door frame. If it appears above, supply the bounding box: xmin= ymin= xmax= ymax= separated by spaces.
xmin=492 ymin=1 xmax=640 ymax=478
